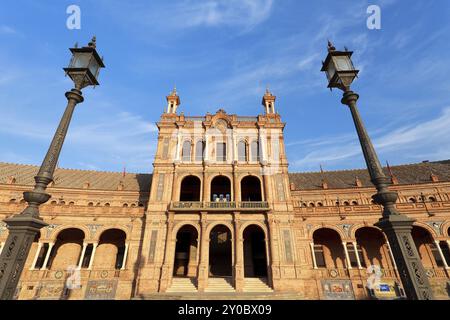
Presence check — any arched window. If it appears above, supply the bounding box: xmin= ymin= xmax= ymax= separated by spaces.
xmin=408 ymin=197 xmax=417 ymax=203
xmin=351 ymin=201 xmax=358 ymax=206
xmin=195 ymin=141 xmax=205 ymax=161
xmin=343 ymin=201 xmax=350 ymax=206
xmin=251 ymin=141 xmax=260 ymax=161
xmin=88 ymin=202 xmax=94 ymax=207
xmin=211 ymin=176 xmax=231 ymax=202
xmin=317 ymin=202 xmax=323 ymax=207
xmin=312 ymin=228 xmax=346 ymax=269
xmin=48 ymin=228 xmax=85 ymax=270
xmin=173 ymin=225 xmax=198 ymax=277
xmin=238 ymin=140 xmax=247 ymax=162
xmin=182 ymin=141 xmax=191 ymax=162
xmin=412 ymin=226 xmax=446 ymax=268
xmin=180 ymin=176 xmax=201 ymax=201
xmin=95 ymin=229 xmax=127 ymax=270
xmin=216 ymin=142 xmax=227 ymax=162
xmin=241 ymin=176 xmax=262 ymax=202
xmin=428 ymin=196 xmax=437 ymax=202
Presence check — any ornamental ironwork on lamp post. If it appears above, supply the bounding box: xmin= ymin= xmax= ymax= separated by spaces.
xmin=320 ymin=41 xmax=434 ymax=300
xmin=0 ymin=37 xmax=105 ymax=300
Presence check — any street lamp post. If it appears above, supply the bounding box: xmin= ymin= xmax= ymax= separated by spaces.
xmin=0 ymin=37 xmax=104 ymax=300
xmin=320 ymin=41 xmax=434 ymax=300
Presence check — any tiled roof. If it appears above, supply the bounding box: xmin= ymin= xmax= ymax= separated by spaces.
xmin=0 ymin=162 xmax=152 ymax=192
xmin=1 ymin=160 xmax=449 ymax=192
xmin=288 ymin=160 xmax=450 ymax=190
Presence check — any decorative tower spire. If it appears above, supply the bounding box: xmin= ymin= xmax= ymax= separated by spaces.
xmin=386 ymin=161 xmax=399 ymax=185
xmin=262 ymin=87 xmax=276 ymax=114
xmin=166 ymin=86 xmax=180 ymax=114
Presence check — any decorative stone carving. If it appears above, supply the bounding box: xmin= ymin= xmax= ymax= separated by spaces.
xmin=87 ymin=224 xmax=103 ymax=238
xmin=425 ymin=221 xmax=443 ymax=236
xmin=337 ymin=224 xmax=352 ymax=237
xmin=45 ymin=224 xmax=59 ymax=238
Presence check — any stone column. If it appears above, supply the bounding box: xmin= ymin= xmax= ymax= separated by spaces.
xmin=259 ymin=128 xmax=267 ymax=163
xmin=171 ymin=166 xmax=179 ymax=202
xmin=88 ymin=242 xmax=98 ymax=270
xmin=227 ymin=128 xmax=233 ymax=164
xmin=342 ymin=242 xmax=352 ymax=269
xmin=30 ymin=242 xmax=43 ymax=270
xmin=232 ymin=129 xmax=237 ymax=162
xmin=262 ymin=167 xmax=272 ymax=204
xmin=233 ymin=213 xmax=244 ymax=292
xmin=0 ymin=242 xmax=4 ymax=255
xmin=434 ymin=240 xmax=449 ymax=269
xmin=267 ymin=215 xmax=279 ymax=288
xmin=310 ymin=242 xmax=318 ymax=269
xmin=77 ymin=243 xmax=88 ymax=269
xmin=233 ymin=166 xmax=240 ymax=203
xmin=202 ymin=170 xmax=208 ymax=203
xmin=159 ymin=213 xmax=175 ymax=292
xmin=197 ymin=212 xmax=209 ymax=292
xmin=204 ymin=132 xmax=210 ymax=162
xmin=41 ymin=242 xmax=55 ymax=270
xmin=352 ymin=242 xmax=363 ymax=269
xmin=175 ymin=128 xmax=181 ymax=162
xmin=121 ymin=243 xmax=130 ymax=270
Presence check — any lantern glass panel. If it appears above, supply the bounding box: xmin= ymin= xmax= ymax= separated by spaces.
xmin=325 ymin=60 xmax=336 ymax=81
xmin=334 ymin=56 xmax=354 ymax=71
xmin=88 ymin=58 xmax=100 ymax=78
xmin=71 ymin=52 xmax=91 ymax=69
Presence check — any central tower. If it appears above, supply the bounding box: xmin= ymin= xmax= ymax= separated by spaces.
xmin=137 ymin=89 xmax=295 ymax=295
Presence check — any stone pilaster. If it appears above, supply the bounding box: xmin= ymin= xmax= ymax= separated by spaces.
xmin=233 ymin=212 xmax=244 ymax=292
xmin=197 ymin=212 xmax=209 ymax=292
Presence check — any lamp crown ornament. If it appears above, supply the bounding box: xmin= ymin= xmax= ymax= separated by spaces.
xmin=88 ymin=36 xmax=97 ymax=48
xmin=327 ymin=40 xmax=336 ymax=52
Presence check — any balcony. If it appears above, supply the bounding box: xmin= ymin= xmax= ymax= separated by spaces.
xmin=170 ymin=201 xmax=270 ymax=212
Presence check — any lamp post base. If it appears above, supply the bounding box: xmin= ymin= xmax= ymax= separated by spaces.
xmin=375 ymin=214 xmax=434 ymax=300
xmin=0 ymin=215 xmax=47 ymax=300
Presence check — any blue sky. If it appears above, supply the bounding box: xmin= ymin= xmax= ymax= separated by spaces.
xmin=1 ymin=0 xmax=450 ymax=173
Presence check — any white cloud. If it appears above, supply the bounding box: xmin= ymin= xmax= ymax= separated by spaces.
xmin=0 ymin=109 xmax=159 ymax=172
xmin=169 ymin=0 xmax=274 ymax=30
xmin=290 ymin=107 xmax=450 ymax=170
xmin=0 ymin=26 xmax=17 ymax=35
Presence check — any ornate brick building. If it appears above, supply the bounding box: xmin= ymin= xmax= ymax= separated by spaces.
xmin=1 ymin=89 xmax=449 ymax=300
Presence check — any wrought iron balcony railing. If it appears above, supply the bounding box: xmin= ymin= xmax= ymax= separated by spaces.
xmin=170 ymin=201 xmax=269 ymax=211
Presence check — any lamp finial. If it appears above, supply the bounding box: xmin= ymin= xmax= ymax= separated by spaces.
xmin=327 ymin=40 xmax=336 ymax=52
xmin=88 ymin=36 xmax=97 ymax=49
